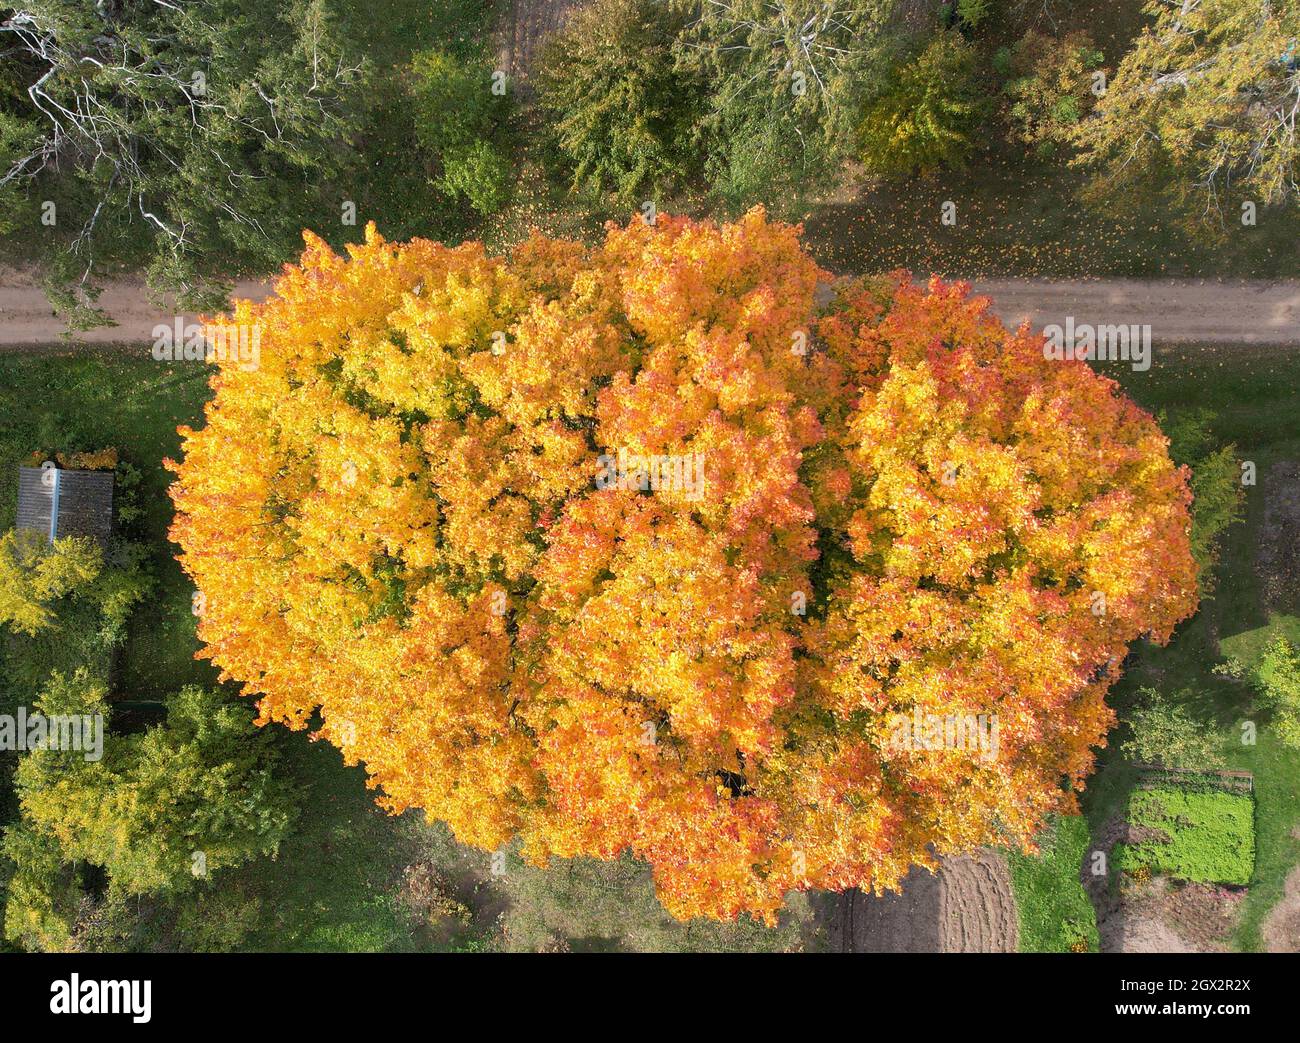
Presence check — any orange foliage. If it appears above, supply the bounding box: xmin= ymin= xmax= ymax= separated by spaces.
xmin=167 ymin=210 xmax=1198 ymax=922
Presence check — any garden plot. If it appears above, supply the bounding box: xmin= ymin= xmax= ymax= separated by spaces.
xmin=1114 ymin=786 xmax=1255 ymax=886
xmin=1091 ymin=772 xmax=1257 ymax=952
xmin=836 ymin=851 xmax=1018 ymax=952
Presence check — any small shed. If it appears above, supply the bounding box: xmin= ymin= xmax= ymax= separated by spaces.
xmin=16 ymin=466 xmax=115 ymax=547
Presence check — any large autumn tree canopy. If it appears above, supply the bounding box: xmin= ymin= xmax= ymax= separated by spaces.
xmin=168 ymin=210 xmax=1198 ymax=922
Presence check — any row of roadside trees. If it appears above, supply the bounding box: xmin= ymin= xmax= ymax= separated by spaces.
xmin=1 ymin=1 xmax=1295 ymax=320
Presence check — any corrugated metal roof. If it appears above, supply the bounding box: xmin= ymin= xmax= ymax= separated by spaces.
xmin=15 ymin=467 xmax=54 ymax=537
xmin=16 ymin=467 xmax=115 ymax=546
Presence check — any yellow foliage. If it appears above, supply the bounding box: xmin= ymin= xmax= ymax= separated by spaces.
xmin=169 ymin=213 xmax=1198 ymax=922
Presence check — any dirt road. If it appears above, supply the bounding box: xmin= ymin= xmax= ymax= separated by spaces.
xmin=976 ymin=278 xmax=1300 ymax=346
xmin=0 ymin=269 xmax=271 ymax=351
xmin=2 ymin=271 xmax=1296 ymax=350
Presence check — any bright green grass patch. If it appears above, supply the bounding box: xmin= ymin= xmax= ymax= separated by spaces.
xmin=1007 ymin=815 xmax=1098 ymax=952
xmin=1114 ymin=787 xmax=1255 ymax=886
xmin=1221 ymin=616 xmax=1300 ymax=665
xmin=1221 ymin=725 xmax=1300 ymax=949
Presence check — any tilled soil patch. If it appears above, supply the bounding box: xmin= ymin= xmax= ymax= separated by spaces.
xmin=836 ymin=851 xmax=1018 ymax=952
xmin=1087 ymin=815 xmax=1244 ymax=952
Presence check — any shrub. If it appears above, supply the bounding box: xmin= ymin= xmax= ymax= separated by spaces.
xmin=5 ymin=673 xmax=298 ymax=932
xmin=957 ymin=0 xmax=993 ymax=29
xmin=0 ymin=531 xmax=102 ymax=636
xmin=438 ymin=141 xmax=511 ymax=217
xmin=0 ymin=821 xmax=82 ymax=953
xmin=399 ymin=863 xmax=472 ymax=928
xmin=0 ymin=526 xmax=151 ymax=642
xmin=1161 ymin=408 xmax=1244 ymax=596
xmin=71 ymin=885 xmax=264 ymax=954
xmin=1254 ymin=637 xmax=1300 ymax=748
xmin=1184 ymin=445 xmax=1246 ymax=595
xmin=409 ymin=48 xmax=511 ymax=215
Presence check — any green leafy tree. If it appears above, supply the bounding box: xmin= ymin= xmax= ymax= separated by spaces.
xmin=408 ymin=47 xmax=511 ymax=215
xmin=671 ymin=0 xmax=898 ymax=211
xmin=537 ymin=0 xmax=704 ymax=204
xmin=0 ymin=111 xmax=40 ymax=236
xmin=0 ymin=0 xmax=365 ymax=312
xmin=0 ymin=820 xmax=81 ymax=953
xmin=1071 ymin=0 xmax=1300 ymax=220
xmin=1000 ymin=31 xmax=1105 ymax=158
xmin=859 ymin=32 xmax=990 ymax=177
xmin=3 ymin=673 xmax=299 ymax=949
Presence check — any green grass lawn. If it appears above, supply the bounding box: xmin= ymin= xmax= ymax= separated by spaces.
xmin=1084 ymin=344 xmax=1300 ymax=950
xmin=234 ymin=737 xmax=434 ymax=952
xmin=1007 ymin=815 xmax=1099 ymax=952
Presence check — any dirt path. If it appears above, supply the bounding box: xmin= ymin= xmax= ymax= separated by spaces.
xmin=832 ymin=851 xmax=1018 ymax=953
xmin=494 ymin=0 xmax=584 ymax=83
xmin=0 ymin=269 xmax=271 ymax=351
xmin=1263 ymin=863 xmax=1300 ymax=953
xmin=3 ymin=272 xmax=1297 ymax=351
